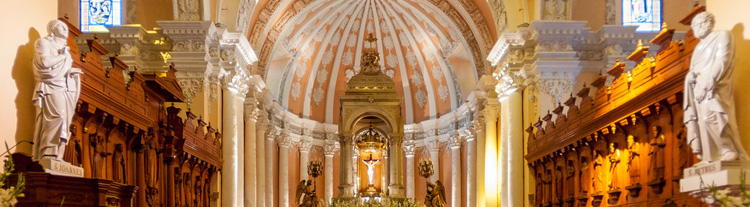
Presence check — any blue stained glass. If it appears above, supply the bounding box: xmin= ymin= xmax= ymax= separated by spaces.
xmin=623 ymin=0 xmax=661 ymax=32
xmin=81 ymin=0 xmax=122 ymax=32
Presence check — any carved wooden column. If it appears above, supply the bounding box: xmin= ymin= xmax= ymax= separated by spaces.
xmin=244 ymin=102 xmax=258 ymax=207
xmin=135 ymin=145 xmax=147 ymax=207
xmin=299 ymin=140 xmax=312 ymax=181
xmin=450 ymin=137 xmax=462 ymax=207
xmin=278 ymin=135 xmax=292 ymax=207
xmin=427 ymin=140 xmax=441 ymax=183
xmin=324 ymin=140 xmax=337 ymax=203
xmin=404 ymin=141 xmax=417 ymax=198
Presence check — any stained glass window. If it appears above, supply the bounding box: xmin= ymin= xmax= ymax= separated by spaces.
xmin=80 ymin=0 xmax=122 ymax=32
xmin=623 ymin=0 xmax=661 ymax=32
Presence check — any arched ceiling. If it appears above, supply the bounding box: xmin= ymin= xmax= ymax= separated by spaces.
xmin=248 ymin=0 xmax=497 ymax=124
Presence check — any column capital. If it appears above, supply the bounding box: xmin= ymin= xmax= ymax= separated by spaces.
xmin=244 ymin=101 xmax=260 ymax=122
xmin=177 ymin=78 xmax=205 ymax=108
xmin=324 ymin=140 xmax=338 ymax=156
xmin=298 ymin=140 xmax=312 ymax=153
xmin=221 ymin=68 xmax=251 ymax=97
xmin=277 ymin=133 xmax=293 ymax=148
xmin=449 ymin=136 xmax=462 ymax=150
xmin=427 ymin=140 xmax=441 ymax=153
xmin=403 ymin=140 xmax=416 ymax=157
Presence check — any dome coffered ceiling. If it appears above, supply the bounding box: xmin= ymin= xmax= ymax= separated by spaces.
xmin=249 ymin=0 xmax=497 ymax=124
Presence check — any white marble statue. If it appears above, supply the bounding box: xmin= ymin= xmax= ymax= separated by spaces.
xmin=31 ymin=20 xmax=82 ymax=161
xmin=683 ymin=12 xmax=749 ymax=163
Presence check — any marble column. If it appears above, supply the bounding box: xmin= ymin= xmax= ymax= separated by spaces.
xmin=279 ymin=135 xmax=292 ymax=207
xmin=466 ymin=134 xmax=476 ymax=207
xmin=265 ymin=129 xmax=275 ymax=207
xmin=299 ymin=140 xmax=312 ymax=181
xmin=506 ymin=91 xmax=524 ymax=207
xmin=427 ymin=140 xmax=441 ymax=183
xmin=353 ymin=150 xmax=359 ymax=194
xmin=221 ymin=70 xmax=249 ymax=207
xmin=499 ymin=101 xmax=509 ymax=207
xmin=388 ymin=134 xmax=406 ymax=197
xmin=472 ymin=118 xmax=486 ymax=207
xmin=450 ymin=137 xmax=462 ymax=207
xmin=338 ymin=134 xmax=355 ymax=197
xmin=244 ymin=103 xmax=258 ymax=207
xmin=404 ymin=141 xmax=417 ymax=198
xmin=324 ymin=140 xmax=337 ymax=203
xmin=382 ymin=150 xmax=389 ymax=193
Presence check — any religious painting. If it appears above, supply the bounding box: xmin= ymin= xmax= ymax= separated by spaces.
xmin=80 ymin=0 xmax=122 ymax=32
xmin=622 ymin=0 xmax=661 ymax=31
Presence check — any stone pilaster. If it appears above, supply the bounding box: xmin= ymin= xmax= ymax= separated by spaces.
xmin=337 ymin=134 xmax=355 ymax=197
xmin=265 ymin=127 xmax=275 ymax=207
xmin=465 ymin=132 xmax=477 ymax=207
xmin=388 ymin=134 xmax=406 ymax=197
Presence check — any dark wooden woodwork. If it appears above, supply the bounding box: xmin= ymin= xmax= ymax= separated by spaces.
xmin=526 ymin=10 xmax=709 ymax=207
xmin=10 ymin=17 xmax=222 ymax=207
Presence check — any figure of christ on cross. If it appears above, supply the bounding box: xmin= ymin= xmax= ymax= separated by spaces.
xmin=362 ymin=154 xmax=381 ymax=186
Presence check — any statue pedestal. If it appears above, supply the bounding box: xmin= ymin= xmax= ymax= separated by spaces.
xmin=680 ymin=161 xmax=750 ymax=202
xmin=38 ymin=157 xmax=84 ymax=177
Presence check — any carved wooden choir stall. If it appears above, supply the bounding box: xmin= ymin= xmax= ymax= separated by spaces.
xmin=9 ymin=18 xmax=222 ymax=207
xmin=525 ymin=7 xmax=707 ymax=207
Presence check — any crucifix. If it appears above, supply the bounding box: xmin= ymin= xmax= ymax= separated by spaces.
xmin=362 ymin=154 xmax=381 ymax=186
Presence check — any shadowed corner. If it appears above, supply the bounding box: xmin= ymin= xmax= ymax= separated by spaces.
xmin=731 ymin=23 xmax=750 ymax=155
xmin=12 ymin=27 xmax=41 ymax=156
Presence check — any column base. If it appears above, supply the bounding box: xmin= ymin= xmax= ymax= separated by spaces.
xmin=338 ymin=185 xmax=356 ymax=198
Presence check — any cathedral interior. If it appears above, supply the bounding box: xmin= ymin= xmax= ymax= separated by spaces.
xmin=1 ymin=0 xmax=750 ymax=206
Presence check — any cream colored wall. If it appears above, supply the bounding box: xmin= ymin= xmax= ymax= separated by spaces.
xmin=0 ymin=0 xmax=59 ymax=156
xmin=707 ymin=0 xmax=750 ymax=157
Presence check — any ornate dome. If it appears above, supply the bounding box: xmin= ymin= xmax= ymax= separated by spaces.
xmin=263 ymin=0 xmax=488 ymax=124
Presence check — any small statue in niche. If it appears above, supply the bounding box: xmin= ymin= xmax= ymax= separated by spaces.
xmin=545 ymin=169 xmax=553 ymax=203
xmin=174 ymin=168 xmax=182 ymax=205
xmin=566 ymin=160 xmax=575 ymax=197
xmin=592 ymin=151 xmax=604 ymax=193
xmin=649 ymin=126 xmax=666 ymax=181
xmin=89 ymin=133 xmax=109 ymax=178
xmin=608 ymin=143 xmax=621 ymax=190
xmin=627 ymin=135 xmax=641 ymax=184
xmin=579 ymin=157 xmax=590 ymax=194
xmin=31 ymin=19 xmax=83 ymax=162
xmin=194 ymin=176 xmax=202 ymax=206
xmin=112 ymin=144 xmax=125 ymax=183
xmin=683 ymin=11 xmax=750 ymax=162
xmin=536 ymin=172 xmax=544 ymax=205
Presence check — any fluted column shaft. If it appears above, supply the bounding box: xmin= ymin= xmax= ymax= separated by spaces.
xmin=222 ymin=84 xmax=247 ymax=207
xmin=244 ymin=105 xmax=258 ymax=207
xmin=450 ymin=140 xmax=462 ymax=207
xmin=279 ymin=139 xmax=291 ymax=207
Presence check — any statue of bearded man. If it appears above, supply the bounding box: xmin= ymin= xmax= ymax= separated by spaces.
xmin=31 ymin=20 xmax=82 ymax=161
xmin=683 ymin=12 xmax=749 ymax=163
